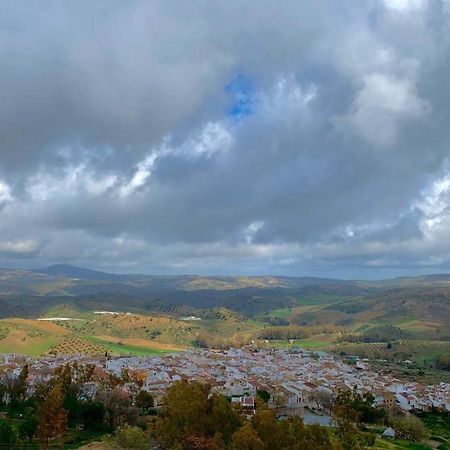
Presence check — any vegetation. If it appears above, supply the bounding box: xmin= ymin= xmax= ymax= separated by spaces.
xmin=0 ymin=268 xmax=449 ymax=395
xmin=0 ymin=365 xmax=441 ymax=450
xmin=434 ymin=354 xmax=450 ymax=371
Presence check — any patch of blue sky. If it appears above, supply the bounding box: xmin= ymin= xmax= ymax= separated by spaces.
xmin=225 ymin=74 xmax=255 ymax=120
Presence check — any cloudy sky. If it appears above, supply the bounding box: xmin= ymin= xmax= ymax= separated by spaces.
xmin=1 ymin=0 xmax=450 ymax=278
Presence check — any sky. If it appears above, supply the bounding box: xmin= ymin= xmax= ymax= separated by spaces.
xmin=1 ymin=0 xmax=450 ymax=278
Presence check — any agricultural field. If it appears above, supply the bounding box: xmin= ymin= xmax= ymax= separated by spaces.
xmin=265 ymin=336 xmax=335 ymax=350
xmin=0 ymin=312 xmax=192 ymax=357
xmin=85 ymin=336 xmax=181 ymax=356
xmin=0 ymin=318 xmax=69 ymax=356
xmin=0 ymin=268 xmax=449 ymax=364
xmin=49 ymin=337 xmax=107 ymax=356
xmin=333 ymin=340 xmax=450 ymax=362
xmin=0 ymin=307 xmax=261 ymax=357
xmin=374 ymin=438 xmax=433 ymax=449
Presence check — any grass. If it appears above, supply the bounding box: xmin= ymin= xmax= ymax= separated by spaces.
xmin=0 ymin=338 xmax=57 ymax=356
xmin=294 ymin=294 xmax=340 ymax=305
xmin=266 ymin=338 xmax=332 ymax=350
xmin=295 ymin=339 xmax=331 ymax=348
xmin=332 ymin=340 xmax=450 ymax=364
xmin=0 ymin=328 xmax=60 ymax=356
xmin=374 ymin=438 xmax=432 ymax=449
xmin=267 ymin=308 xmax=294 ymax=319
xmin=418 ymin=410 xmax=450 ymax=446
xmin=85 ymin=336 xmax=177 ymax=356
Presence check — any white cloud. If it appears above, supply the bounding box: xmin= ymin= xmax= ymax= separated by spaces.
xmin=0 ymin=181 xmax=12 ymax=206
xmin=0 ymin=239 xmax=38 ymax=254
xmin=261 ymin=74 xmax=317 ymax=119
xmin=243 ymin=221 xmax=264 ymax=244
xmin=120 ymin=153 xmax=161 ymax=197
xmin=384 ymin=0 xmax=426 ymax=12
xmin=415 ymin=174 xmax=450 ymax=235
xmin=341 ymin=73 xmax=429 ymax=146
xmin=1 ymin=1 xmax=450 ymax=277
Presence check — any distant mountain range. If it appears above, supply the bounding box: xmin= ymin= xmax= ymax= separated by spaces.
xmin=0 ymin=264 xmax=449 ymax=333
xmin=35 ymin=264 xmax=124 ymax=281
xmin=0 ymin=263 xmax=448 ymax=298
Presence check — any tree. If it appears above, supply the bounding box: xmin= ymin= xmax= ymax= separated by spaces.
xmin=230 ymin=422 xmax=264 ymax=450
xmin=97 ymin=387 xmax=138 ymax=431
xmin=113 ymin=425 xmax=148 ymax=449
xmin=333 ymin=389 xmax=377 ymax=450
xmin=333 ymin=388 xmax=382 ymax=425
xmin=272 ymin=392 xmax=287 ymax=409
xmin=311 ymin=390 xmax=333 ymax=413
xmin=0 ymin=421 xmax=16 ymax=448
xmin=6 ymin=365 xmax=28 ymax=409
xmin=0 ymin=382 xmax=6 ymax=407
xmin=135 ymin=390 xmax=154 ymax=414
xmin=36 ymin=384 xmax=67 ymax=447
xmin=435 ymin=354 xmax=450 ymax=371
xmin=50 ymin=362 xmax=96 ymax=423
xmin=209 ymin=394 xmax=242 ymax=443
xmin=252 ymin=409 xmax=287 ymax=450
xmin=156 ymin=381 xmax=211 ymax=447
xmin=256 ymin=390 xmax=270 ymax=403
xmin=155 ymin=381 xmax=240 ymax=449
xmin=288 ymin=418 xmax=332 ymax=450
xmin=182 ymin=433 xmax=225 ymax=450
xmin=392 ymin=415 xmax=425 ymax=442
xmin=19 ymin=408 xmax=38 ymax=442
xmin=79 ymin=401 xmax=106 ymax=431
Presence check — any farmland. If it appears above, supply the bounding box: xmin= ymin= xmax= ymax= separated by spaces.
xmin=85 ymin=336 xmax=180 ymax=356
xmin=0 ymin=266 xmax=449 ymax=367
xmin=0 ymin=313 xmax=192 ymax=357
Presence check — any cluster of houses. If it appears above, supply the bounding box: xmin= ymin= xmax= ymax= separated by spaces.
xmin=1 ymin=348 xmax=449 ymax=420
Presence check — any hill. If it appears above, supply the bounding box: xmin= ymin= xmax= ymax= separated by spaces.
xmin=35 ymin=264 xmax=123 ymax=281
xmin=0 ymin=265 xmax=449 ymax=367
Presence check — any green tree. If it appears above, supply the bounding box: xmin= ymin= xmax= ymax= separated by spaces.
xmin=252 ymin=408 xmax=287 ymax=450
xmin=113 ymin=425 xmax=148 ymax=449
xmin=333 ymin=389 xmax=377 ymax=449
xmin=7 ymin=365 xmax=28 ymax=409
xmin=435 ymin=354 xmax=450 ymax=371
xmin=0 ymin=421 xmax=17 ymax=448
xmin=156 ymin=381 xmax=211 ymax=447
xmin=288 ymin=417 xmax=332 ymax=450
xmin=19 ymin=408 xmax=38 ymax=442
xmin=155 ymin=381 xmax=240 ymax=448
xmin=97 ymin=387 xmax=138 ymax=431
xmin=230 ymin=421 xmax=264 ymax=450
xmin=209 ymin=394 xmax=242 ymax=443
xmin=392 ymin=415 xmax=425 ymax=442
xmin=79 ymin=401 xmax=106 ymax=431
xmin=256 ymin=390 xmax=270 ymax=403
xmin=51 ymin=362 xmax=96 ymax=423
xmin=135 ymin=390 xmax=154 ymax=413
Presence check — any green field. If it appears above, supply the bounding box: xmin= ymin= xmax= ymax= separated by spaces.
xmin=374 ymin=438 xmax=432 ymax=449
xmin=85 ymin=336 xmax=177 ymax=356
xmin=0 ymin=337 xmax=58 ymax=356
xmin=266 ymin=338 xmax=332 ymax=349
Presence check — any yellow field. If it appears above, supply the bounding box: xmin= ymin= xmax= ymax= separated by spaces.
xmin=91 ymin=334 xmax=186 ymax=351
xmin=7 ymin=318 xmax=71 ymax=335
xmin=0 ymin=329 xmax=60 ymax=356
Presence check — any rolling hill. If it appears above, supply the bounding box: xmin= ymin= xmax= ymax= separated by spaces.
xmin=0 ymin=265 xmax=449 ymax=363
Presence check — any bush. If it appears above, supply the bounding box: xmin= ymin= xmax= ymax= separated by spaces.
xmin=113 ymin=425 xmax=148 ymax=449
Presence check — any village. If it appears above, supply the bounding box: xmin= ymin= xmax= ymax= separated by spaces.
xmin=1 ymin=347 xmax=449 ymax=424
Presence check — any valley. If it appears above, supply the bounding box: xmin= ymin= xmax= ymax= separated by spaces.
xmin=0 ymin=265 xmax=449 ymax=378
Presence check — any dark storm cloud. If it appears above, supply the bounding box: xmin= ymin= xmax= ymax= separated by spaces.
xmin=1 ymin=0 xmax=450 ymax=277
